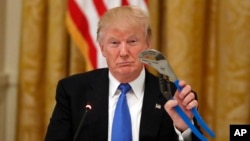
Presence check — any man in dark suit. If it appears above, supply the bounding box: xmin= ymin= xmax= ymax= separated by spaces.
xmin=45 ymin=6 xmax=201 ymax=141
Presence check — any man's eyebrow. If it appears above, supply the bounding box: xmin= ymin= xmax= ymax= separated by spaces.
xmin=107 ymin=37 xmax=117 ymax=41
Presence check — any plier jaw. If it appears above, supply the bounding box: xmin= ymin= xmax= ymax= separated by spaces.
xmin=138 ymin=49 xmax=174 ymax=101
xmin=158 ymin=73 xmax=172 ymax=101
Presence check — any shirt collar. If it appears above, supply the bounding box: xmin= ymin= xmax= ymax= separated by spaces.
xmin=109 ymin=68 xmax=145 ymax=99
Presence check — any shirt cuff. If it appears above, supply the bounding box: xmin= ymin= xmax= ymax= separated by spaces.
xmin=174 ymin=126 xmax=192 ymax=141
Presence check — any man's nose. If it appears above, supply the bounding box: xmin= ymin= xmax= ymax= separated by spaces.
xmin=120 ymin=42 xmax=129 ymax=56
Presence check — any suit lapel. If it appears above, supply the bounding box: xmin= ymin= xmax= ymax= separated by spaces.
xmin=87 ymin=69 xmax=109 ymax=140
xmin=139 ymin=71 xmax=167 ymax=140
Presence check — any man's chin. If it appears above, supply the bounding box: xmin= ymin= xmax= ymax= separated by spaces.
xmin=119 ymin=67 xmax=133 ymax=73
xmin=112 ymin=66 xmax=142 ymax=82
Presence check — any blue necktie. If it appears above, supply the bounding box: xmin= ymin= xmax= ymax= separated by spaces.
xmin=111 ymin=83 xmax=132 ymax=141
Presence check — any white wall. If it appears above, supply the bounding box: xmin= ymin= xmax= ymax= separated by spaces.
xmin=0 ymin=0 xmax=22 ymax=140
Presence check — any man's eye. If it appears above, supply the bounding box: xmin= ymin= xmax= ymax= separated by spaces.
xmin=109 ymin=41 xmax=119 ymax=47
xmin=111 ymin=41 xmax=118 ymax=44
xmin=128 ymin=40 xmax=137 ymax=44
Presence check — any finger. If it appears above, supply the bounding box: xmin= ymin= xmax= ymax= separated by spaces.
xmin=186 ymin=99 xmax=198 ymax=110
xmin=164 ymin=100 xmax=179 ymax=117
xmin=182 ymin=92 xmax=195 ymax=106
xmin=178 ymin=85 xmax=192 ymax=99
xmin=164 ymin=99 xmax=178 ymax=112
xmin=178 ymin=80 xmax=186 ymax=87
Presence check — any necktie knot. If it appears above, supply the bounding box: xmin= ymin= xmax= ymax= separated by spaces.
xmin=118 ymin=83 xmax=131 ymax=95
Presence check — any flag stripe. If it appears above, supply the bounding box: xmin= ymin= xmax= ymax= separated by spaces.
xmin=122 ymin=0 xmax=129 ymax=5
xmin=66 ymin=12 xmax=93 ymax=70
xmin=103 ymin=0 xmax=121 ymax=9
xmin=68 ymin=0 xmax=97 ymax=68
xmin=75 ymin=0 xmax=105 ymax=68
xmin=93 ymin=0 xmax=107 ymax=17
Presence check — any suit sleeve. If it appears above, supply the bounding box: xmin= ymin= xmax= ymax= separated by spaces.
xmin=44 ymin=80 xmax=73 ymax=141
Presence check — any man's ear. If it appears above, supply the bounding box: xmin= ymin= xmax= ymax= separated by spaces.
xmin=99 ymin=44 xmax=106 ymax=57
xmin=146 ymin=38 xmax=152 ymax=49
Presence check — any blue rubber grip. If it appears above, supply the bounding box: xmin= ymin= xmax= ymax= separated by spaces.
xmin=173 ymin=80 xmax=215 ymax=139
xmin=173 ymin=105 xmax=207 ymax=141
xmin=174 ymin=80 xmax=182 ymax=91
xmin=191 ymin=108 xmax=215 ymax=137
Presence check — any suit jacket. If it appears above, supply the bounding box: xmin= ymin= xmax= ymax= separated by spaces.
xmin=45 ymin=68 xmax=201 ymax=141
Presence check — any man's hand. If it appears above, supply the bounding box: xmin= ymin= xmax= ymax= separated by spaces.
xmin=164 ymin=80 xmax=198 ymax=132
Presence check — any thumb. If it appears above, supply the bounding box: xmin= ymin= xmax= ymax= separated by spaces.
xmin=164 ymin=99 xmax=178 ymax=117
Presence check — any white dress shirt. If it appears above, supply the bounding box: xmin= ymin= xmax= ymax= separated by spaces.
xmin=107 ymin=68 xmax=192 ymax=141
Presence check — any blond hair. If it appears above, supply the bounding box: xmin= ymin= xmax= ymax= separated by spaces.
xmin=97 ymin=6 xmax=152 ymax=43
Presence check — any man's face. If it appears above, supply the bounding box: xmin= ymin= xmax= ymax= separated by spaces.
xmin=100 ymin=25 xmax=150 ymax=81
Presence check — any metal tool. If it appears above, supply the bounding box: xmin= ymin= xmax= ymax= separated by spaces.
xmin=138 ymin=49 xmax=215 ymax=141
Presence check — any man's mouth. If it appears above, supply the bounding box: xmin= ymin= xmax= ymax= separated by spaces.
xmin=117 ymin=62 xmax=133 ymax=66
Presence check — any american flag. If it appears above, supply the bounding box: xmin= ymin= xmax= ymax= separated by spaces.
xmin=66 ymin=0 xmax=148 ymax=71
